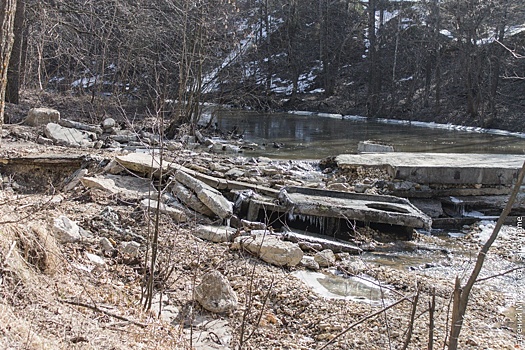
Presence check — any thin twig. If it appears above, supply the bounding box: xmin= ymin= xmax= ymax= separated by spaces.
xmin=475 ymin=266 xmax=525 ymax=283
xmin=60 ymin=299 xmax=148 ymax=328
xmin=428 ymin=288 xmax=435 ymax=350
xmin=3 ymin=241 xmax=16 ymax=264
xmin=317 ymin=296 xmax=411 ymax=350
xmin=401 ymin=287 xmax=420 ymax=350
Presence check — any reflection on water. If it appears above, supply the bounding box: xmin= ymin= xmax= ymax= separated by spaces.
xmin=215 ymin=111 xmax=525 ymax=159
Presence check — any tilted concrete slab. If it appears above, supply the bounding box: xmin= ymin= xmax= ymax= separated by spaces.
xmin=247 ymin=186 xmax=432 ymax=233
xmin=335 ymin=153 xmax=525 ymax=185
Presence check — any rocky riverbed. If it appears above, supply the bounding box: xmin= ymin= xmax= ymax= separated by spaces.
xmin=0 ymin=114 xmax=523 ymax=349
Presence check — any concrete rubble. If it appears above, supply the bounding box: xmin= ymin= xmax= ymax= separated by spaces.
xmin=45 ymin=123 xmax=96 ymax=148
xmin=235 ymin=233 xmax=303 ymax=267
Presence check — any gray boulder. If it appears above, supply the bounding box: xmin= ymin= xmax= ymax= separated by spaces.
xmin=314 ymin=249 xmax=336 ymax=267
xmin=25 ymin=108 xmax=60 ymax=126
xmin=195 ymin=270 xmax=238 ymax=313
xmin=236 ymin=234 xmax=303 ymax=267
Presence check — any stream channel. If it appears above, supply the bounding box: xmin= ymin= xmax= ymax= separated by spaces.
xmin=214 ymin=110 xmax=524 ymax=305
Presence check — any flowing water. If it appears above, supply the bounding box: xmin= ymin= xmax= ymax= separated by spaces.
xmin=213 ymin=110 xmax=525 ymax=159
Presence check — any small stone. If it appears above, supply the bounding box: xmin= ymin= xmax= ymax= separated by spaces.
xmin=300 ymin=256 xmax=320 ymax=270
xmin=86 ymin=252 xmax=106 ymax=267
xmin=52 ymin=215 xmax=81 ymax=243
xmin=102 ymin=118 xmax=116 ymax=129
xmin=466 ymin=338 xmax=479 ymax=346
xmin=335 ymin=252 xmax=351 ymax=261
xmin=100 ymin=237 xmax=114 ymax=253
xmin=119 ymin=241 xmax=140 ymax=257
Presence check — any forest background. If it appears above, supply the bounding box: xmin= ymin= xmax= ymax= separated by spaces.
xmin=1 ymin=0 xmax=525 ymax=133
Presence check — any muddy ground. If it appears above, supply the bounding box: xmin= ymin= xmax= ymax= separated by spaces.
xmin=0 ymin=98 xmax=523 ymax=349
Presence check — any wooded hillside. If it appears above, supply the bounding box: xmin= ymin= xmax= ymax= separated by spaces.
xmin=4 ymin=0 xmax=525 ymax=132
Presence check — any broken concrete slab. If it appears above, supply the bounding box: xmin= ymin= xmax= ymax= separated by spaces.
xmin=248 ymin=186 xmax=432 ymax=234
xmin=81 ymin=175 xmax=157 ymax=199
xmin=25 ymin=108 xmax=60 ymax=126
xmin=236 ymin=233 xmax=303 ymax=267
xmin=357 ymin=140 xmax=394 ymax=153
xmin=283 ymin=230 xmax=362 ymax=254
xmin=58 ymin=119 xmax=103 ymax=134
xmin=172 ymin=181 xmax=216 ymax=217
xmin=44 ymin=123 xmax=96 ymax=148
xmin=116 ymin=153 xmax=279 ymax=196
xmin=175 ymin=171 xmax=233 ymax=219
xmin=410 ymin=199 xmax=444 ymax=218
xmin=194 ymin=225 xmax=237 ymax=243
xmin=335 ymin=153 xmax=524 ymax=185
xmin=140 ymin=198 xmax=188 ymax=223
xmin=115 ymin=153 xmax=170 ymax=176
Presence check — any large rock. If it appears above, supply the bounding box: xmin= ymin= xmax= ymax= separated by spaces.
xmin=194 ymin=225 xmax=236 ymax=243
xmin=44 ymin=123 xmax=96 ymax=148
xmin=236 ymin=234 xmax=303 ymax=267
xmin=175 ymin=171 xmax=233 ymax=219
xmin=140 ymin=199 xmax=187 ymax=223
xmin=314 ymin=249 xmax=336 ymax=267
xmin=172 ymin=181 xmax=215 ymax=217
xmin=25 ymin=108 xmax=60 ymax=126
xmin=195 ymin=270 xmax=238 ymax=313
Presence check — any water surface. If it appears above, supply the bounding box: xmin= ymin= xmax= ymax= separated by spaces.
xmin=214 ymin=111 xmax=525 ymax=159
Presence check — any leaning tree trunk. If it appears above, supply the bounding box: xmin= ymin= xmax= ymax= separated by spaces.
xmin=0 ymin=0 xmax=18 ymax=127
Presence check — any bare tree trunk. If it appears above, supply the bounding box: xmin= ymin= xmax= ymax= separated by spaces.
xmin=0 ymin=0 xmax=18 ymax=127
xmin=6 ymin=0 xmax=23 ymax=106
xmin=366 ymin=0 xmax=381 ymax=117
xmin=488 ymin=0 xmax=508 ymax=123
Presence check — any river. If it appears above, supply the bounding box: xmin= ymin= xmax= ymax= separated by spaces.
xmin=214 ymin=110 xmax=525 ymax=159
